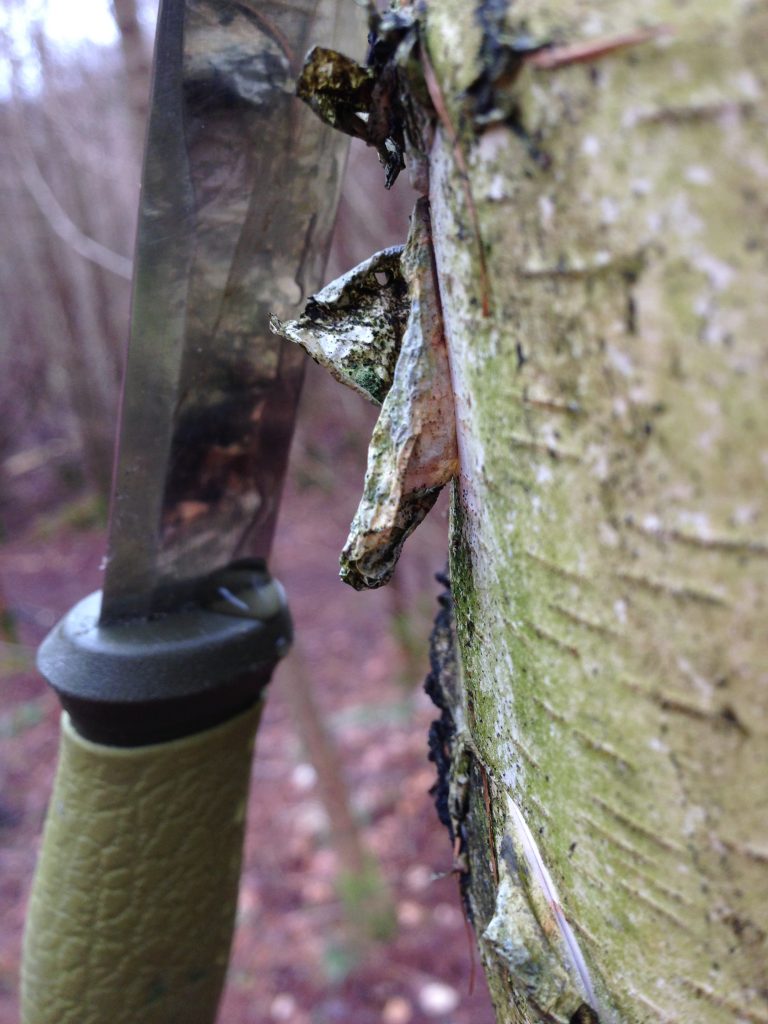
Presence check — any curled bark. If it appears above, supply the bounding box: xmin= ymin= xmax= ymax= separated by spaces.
xmin=273 ymin=197 xmax=458 ymax=589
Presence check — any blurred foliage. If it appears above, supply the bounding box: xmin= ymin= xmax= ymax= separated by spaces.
xmin=30 ymin=492 xmax=109 ymax=540
xmin=390 ymin=590 xmax=433 ymax=689
xmin=320 ymin=942 xmax=359 ymax=986
xmin=0 ymin=695 xmax=45 ymax=738
xmin=337 ymin=856 xmax=397 ymax=943
xmin=0 ymin=603 xmax=18 ymax=645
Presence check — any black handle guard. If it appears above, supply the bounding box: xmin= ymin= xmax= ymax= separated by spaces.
xmin=37 ymin=560 xmax=292 ymax=746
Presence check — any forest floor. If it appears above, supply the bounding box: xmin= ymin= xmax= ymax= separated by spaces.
xmin=0 ymin=362 xmax=495 ymax=1024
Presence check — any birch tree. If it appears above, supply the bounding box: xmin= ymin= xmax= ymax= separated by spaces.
xmin=285 ymin=0 xmax=768 ymax=1020
xmin=428 ymin=1 xmax=768 ymax=1019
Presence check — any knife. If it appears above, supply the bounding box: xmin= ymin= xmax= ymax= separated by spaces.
xmin=20 ymin=1 xmax=358 ymax=1021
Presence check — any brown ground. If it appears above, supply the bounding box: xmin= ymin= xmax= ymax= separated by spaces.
xmin=0 ymin=361 xmax=496 ymax=1024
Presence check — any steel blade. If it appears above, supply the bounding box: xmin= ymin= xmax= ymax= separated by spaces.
xmin=102 ymin=0 xmax=359 ymax=623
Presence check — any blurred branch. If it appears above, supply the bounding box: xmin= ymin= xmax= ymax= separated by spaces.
xmin=387 ymin=569 xmax=429 ymax=689
xmin=2 ymin=439 xmax=76 ymax=479
xmin=280 ymin=641 xmax=396 ymax=941
xmin=111 ymin=0 xmax=152 ymax=151
xmin=282 ymin=643 xmax=367 ymax=876
xmin=15 ymin=147 xmax=132 ymax=280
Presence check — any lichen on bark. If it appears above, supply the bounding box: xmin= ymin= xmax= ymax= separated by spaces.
xmin=425 ymin=0 xmax=768 ymax=1021
xmin=273 ymin=197 xmax=457 ymax=589
xmin=339 ymin=197 xmax=457 ymax=589
xmin=271 ymin=8 xmax=458 ymax=588
xmin=270 ymin=246 xmax=408 ymax=405
xmin=279 ymin=0 xmax=768 ymax=1019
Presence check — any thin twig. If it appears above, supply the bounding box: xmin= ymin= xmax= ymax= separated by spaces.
xmin=458 ymin=876 xmax=477 ymax=996
xmin=16 ymin=150 xmax=133 ymax=280
xmin=527 ymin=26 xmax=669 ymax=70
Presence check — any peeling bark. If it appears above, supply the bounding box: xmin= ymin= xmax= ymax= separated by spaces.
xmin=340 ymin=198 xmax=457 ymax=589
xmin=425 ymin=1 xmax=768 ymax=1022
xmin=274 ymin=198 xmax=457 ymax=589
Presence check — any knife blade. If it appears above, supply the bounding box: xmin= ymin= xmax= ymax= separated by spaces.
xmin=103 ymin=0 xmax=356 ymax=623
xmin=31 ymin=0 xmax=360 ymax=749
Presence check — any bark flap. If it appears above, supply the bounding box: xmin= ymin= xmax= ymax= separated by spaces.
xmin=295 ymin=4 xmax=433 ymax=189
xmin=271 ymin=197 xmax=457 ymax=589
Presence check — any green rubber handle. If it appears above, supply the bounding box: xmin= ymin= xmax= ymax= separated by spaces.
xmin=21 ymin=702 xmax=263 ymax=1024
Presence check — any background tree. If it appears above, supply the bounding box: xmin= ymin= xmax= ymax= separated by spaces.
xmin=0 ymin=1 xmax=139 ymax=513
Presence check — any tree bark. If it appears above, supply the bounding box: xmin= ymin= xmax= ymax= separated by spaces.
xmin=424 ymin=1 xmax=768 ymax=1022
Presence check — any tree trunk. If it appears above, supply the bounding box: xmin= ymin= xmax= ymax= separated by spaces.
xmin=424 ymin=1 xmax=768 ymax=1022
xmin=111 ymin=0 xmax=152 ymax=153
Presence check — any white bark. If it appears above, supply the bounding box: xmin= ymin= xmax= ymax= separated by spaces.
xmin=426 ymin=1 xmax=768 ymax=1021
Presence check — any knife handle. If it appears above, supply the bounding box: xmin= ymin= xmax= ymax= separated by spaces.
xmin=21 ymin=701 xmax=262 ymax=1024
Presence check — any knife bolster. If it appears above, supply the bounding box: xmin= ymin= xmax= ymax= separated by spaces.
xmin=37 ymin=566 xmax=291 ymax=746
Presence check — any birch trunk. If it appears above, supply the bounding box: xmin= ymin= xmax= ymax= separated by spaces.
xmin=424 ymin=1 xmax=768 ymax=1021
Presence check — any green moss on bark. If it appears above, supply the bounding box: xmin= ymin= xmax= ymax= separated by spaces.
xmin=427 ymin=1 xmax=768 ymax=1021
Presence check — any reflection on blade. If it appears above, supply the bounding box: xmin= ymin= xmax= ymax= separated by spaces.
xmin=101 ymin=0 xmax=359 ymax=623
